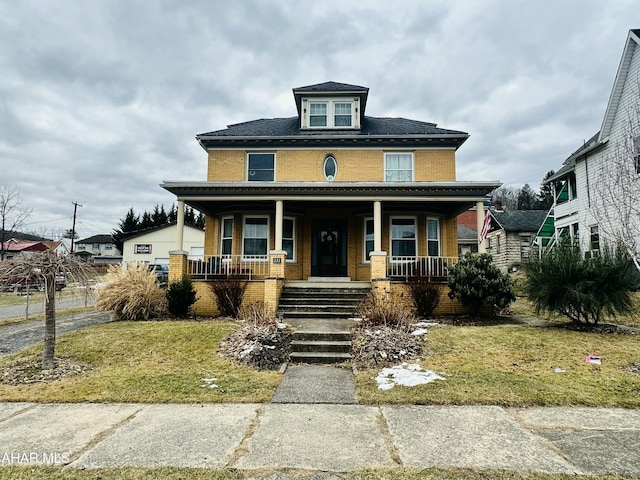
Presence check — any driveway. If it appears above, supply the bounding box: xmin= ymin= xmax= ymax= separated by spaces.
xmin=0 ymin=311 xmax=111 ymax=356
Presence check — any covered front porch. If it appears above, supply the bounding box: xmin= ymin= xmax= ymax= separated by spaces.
xmin=162 ymin=181 xmax=497 ymax=316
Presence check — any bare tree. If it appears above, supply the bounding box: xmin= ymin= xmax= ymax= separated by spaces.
xmin=0 ymin=185 xmax=32 ymax=259
xmin=491 ymin=186 xmax=520 ymax=211
xmin=0 ymin=251 xmax=90 ymax=370
xmin=591 ymin=78 xmax=640 ymax=271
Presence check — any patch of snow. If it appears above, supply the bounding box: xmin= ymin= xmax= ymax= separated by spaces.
xmin=411 ymin=328 xmax=429 ymax=336
xmin=413 ymin=322 xmax=440 ymax=327
xmin=375 ymin=362 xmax=446 ymax=390
xmin=201 ymin=377 xmax=218 ymax=389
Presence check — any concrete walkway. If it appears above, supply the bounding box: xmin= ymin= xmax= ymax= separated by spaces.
xmin=1 ymin=402 xmax=638 ymax=476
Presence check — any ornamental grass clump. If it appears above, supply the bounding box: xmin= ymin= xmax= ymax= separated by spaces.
xmin=96 ymin=264 xmax=167 ymax=320
xmin=525 ymin=240 xmax=639 ymax=325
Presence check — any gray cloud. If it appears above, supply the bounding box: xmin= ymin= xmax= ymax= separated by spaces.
xmin=1 ymin=0 xmax=637 ymax=239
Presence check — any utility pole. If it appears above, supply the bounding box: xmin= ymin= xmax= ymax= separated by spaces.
xmin=70 ymin=202 xmax=82 ymax=253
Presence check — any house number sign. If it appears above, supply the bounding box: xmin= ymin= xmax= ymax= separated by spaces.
xmin=273 ymin=257 xmax=282 ymax=264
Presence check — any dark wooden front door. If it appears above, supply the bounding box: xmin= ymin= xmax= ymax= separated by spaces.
xmin=311 ymin=219 xmax=347 ymax=277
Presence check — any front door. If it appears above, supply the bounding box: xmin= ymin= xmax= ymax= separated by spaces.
xmin=311 ymin=219 xmax=347 ymax=277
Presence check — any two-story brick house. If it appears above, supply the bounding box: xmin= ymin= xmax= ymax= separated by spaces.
xmin=163 ymin=82 xmax=500 ymax=316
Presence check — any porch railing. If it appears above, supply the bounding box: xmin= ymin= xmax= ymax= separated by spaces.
xmin=188 ymin=255 xmax=269 ymax=280
xmin=387 ymin=256 xmax=458 ymax=281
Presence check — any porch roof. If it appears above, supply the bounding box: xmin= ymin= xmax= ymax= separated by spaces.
xmin=161 ymin=181 xmax=501 ymax=217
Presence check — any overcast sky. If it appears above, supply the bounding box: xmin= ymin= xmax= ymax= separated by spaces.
xmin=1 ymin=0 xmax=638 ymax=240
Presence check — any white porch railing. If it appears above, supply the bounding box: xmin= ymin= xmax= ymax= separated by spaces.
xmin=387 ymin=256 xmax=458 ymax=281
xmin=188 ymin=255 xmax=269 ymax=280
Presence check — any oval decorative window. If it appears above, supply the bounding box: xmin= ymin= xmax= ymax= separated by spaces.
xmin=323 ymin=155 xmax=337 ymax=181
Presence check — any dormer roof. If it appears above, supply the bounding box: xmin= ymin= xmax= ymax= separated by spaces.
xmin=292 ymin=81 xmax=369 ymax=122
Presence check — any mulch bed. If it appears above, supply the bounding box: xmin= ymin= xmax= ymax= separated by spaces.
xmin=0 ymin=357 xmax=93 ymax=385
xmin=218 ymin=323 xmax=292 ymax=370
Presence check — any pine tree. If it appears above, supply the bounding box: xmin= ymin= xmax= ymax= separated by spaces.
xmin=112 ymin=207 xmax=140 ymax=254
xmin=517 ymin=184 xmax=536 ymax=210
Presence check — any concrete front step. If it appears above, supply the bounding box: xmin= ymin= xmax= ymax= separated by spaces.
xmin=289 ymin=351 xmax=352 ymax=364
xmin=291 ymin=340 xmax=352 ymax=353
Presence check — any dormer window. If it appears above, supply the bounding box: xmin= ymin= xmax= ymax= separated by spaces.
xmin=303 ymin=98 xmax=357 ymax=129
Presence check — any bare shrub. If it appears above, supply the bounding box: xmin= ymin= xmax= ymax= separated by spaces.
xmin=238 ymin=301 xmax=277 ymax=326
xmin=355 ymin=288 xmax=416 ymax=327
xmin=96 ymin=264 xmax=167 ymax=321
xmin=209 ymin=275 xmax=248 ymax=318
xmin=406 ymin=275 xmax=443 ymax=318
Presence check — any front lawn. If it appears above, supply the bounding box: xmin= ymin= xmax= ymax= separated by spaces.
xmin=356 ymin=324 xmax=640 ymax=407
xmin=0 ymin=320 xmax=281 ymax=403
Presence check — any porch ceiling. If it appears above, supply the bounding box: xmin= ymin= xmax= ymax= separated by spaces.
xmin=160 ymin=181 xmax=501 ymax=218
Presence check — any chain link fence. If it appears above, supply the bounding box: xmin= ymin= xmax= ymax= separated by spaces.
xmin=0 ymin=282 xmax=97 ymax=323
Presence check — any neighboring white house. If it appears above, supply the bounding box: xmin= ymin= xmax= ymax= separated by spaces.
xmin=545 ymin=29 xmax=640 ymax=258
xmin=122 ymin=223 xmax=204 ymax=266
xmin=74 ymin=234 xmax=122 ymax=264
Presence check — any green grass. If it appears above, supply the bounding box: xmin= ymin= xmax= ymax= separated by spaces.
xmin=356 ymin=325 xmax=640 ymax=407
xmin=0 ymin=467 xmax=635 ymax=480
xmin=0 ymin=320 xmax=281 ymax=403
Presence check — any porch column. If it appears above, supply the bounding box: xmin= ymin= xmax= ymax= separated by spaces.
xmin=275 ymin=200 xmax=283 ymax=251
xmin=176 ymin=200 xmax=185 ymax=252
xmin=373 ymin=200 xmax=382 ymax=251
xmin=476 ymin=200 xmax=487 ymax=254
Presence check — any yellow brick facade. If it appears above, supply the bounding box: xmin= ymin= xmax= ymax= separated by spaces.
xmin=206 ymin=149 xmax=456 ymax=182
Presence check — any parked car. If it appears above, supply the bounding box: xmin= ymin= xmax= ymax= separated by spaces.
xmin=148 ymin=264 xmax=169 ymax=286
xmin=1 ymin=274 xmax=66 ymax=293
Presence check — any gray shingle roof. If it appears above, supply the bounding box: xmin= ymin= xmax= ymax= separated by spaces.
xmin=292 ymin=81 xmax=368 ymax=92
xmin=198 ymin=116 xmax=464 ymax=138
xmin=78 ymin=234 xmax=113 ymax=244
xmin=491 ymin=210 xmax=548 ymax=232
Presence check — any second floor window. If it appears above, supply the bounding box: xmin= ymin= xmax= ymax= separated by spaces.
xmin=306 ymin=99 xmax=355 ymax=128
xmin=385 ymin=153 xmax=413 ymax=182
xmin=247 ymin=153 xmax=275 ymax=181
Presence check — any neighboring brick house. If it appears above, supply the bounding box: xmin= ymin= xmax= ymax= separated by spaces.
xmin=74 ymin=234 xmax=121 ymax=264
xmin=485 ymin=210 xmax=547 ymax=272
xmin=162 ymin=81 xmax=500 ymax=315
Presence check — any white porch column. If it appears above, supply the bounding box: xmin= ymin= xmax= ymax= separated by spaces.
xmin=476 ymin=200 xmax=486 ymax=254
xmin=374 ymin=200 xmax=382 ymax=252
xmin=275 ymin=200 xmax=283 ymax=251
xmin=176 ymin=200 xmax=185 ymax=252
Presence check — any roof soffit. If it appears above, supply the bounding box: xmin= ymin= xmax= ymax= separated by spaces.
xmin=599 ymin=29 xmax=640 ymax=140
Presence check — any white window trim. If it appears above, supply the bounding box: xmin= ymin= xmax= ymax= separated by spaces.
xmin=363 ymin=217 xmax=374 ymax=263
xmin=242 ymin=215 xmax=270 ymax=257
xmin=323 ymin=155 xmax=338 ymax=181
xmin=384 ymin=152 xmax=414 ymax=182
xmin=304 ymin=98 xmax=357 ymax=129
xmin=220 ymin=216 xmax=234 ymax=256
xmin=246 ymin=152 xmax=276 ymax=182
xmin=389 ymin=216 xmax=418 ymax=257
xmin=283 ymin=216 xmax=296 ymax=262
xmin=426 ymin=217 xmax=440 ymax=256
